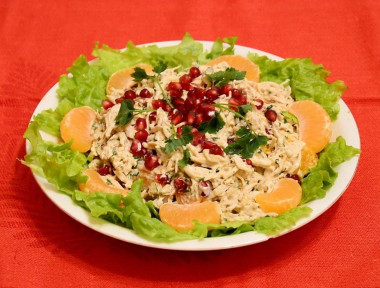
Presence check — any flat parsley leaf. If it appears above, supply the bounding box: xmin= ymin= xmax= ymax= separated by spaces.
xmin=238 ymin=104 xmax=253 ymax=116
xmin=206 ymin=67 xmax=246 ymax=87
xmin=131 ymin=67 xmax=150 ymax=82
xmin=163 ymin=126 xmax=193 ymax=153
xmin=197 ymin=112 xmax=225 ymax=134
xmin=153 ymin=62 xmax=168 ymax=74
xmin=224 ymin=126 xmax=268 ymax=158
xmin=178 ymin=149 xmax=191 ymax=168
xmin=115 ymin=99 xmax=135 ymax=125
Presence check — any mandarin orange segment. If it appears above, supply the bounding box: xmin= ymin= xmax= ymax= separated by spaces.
xmin=79 ymin=169 xmax=127 ymax=195
xmin=159 ymin=201 xmax=221 ymax=231
xmin=298 ymin=145 xmax=318 ymax=176
xmin=206 ymin=55 xmax=260 ymax=82
xmin=60 ymin=106 xmax=97 ymax=153
xmin=289 ymin=100 xmax=332 ymax=153
xmin=106 ymin=64 xmax=153 ymax=95
xmin=256 ymin=178 xmax=302 ymax=214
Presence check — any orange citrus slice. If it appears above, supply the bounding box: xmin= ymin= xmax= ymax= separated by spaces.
xmin=60 ymin=106 xmax=97 ymax=153
xmin=106 ymin=64 xmax=153 ymax=95
xmin=255 ymin=178 xmax=302 ymax=214
xmin=299 ymin=145 xmax=318 ymax=176
xmin=206 ymin=55 xmax=260 ymax=82
xmin=159 ymin=201 xmax=221 ymax=231
xmin=79 ymin=169 xmax=127 ymax=195
xmin=289 ymin=100 xmax=332 ymax=153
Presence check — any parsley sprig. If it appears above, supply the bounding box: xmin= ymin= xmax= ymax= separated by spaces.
xmin=131 ymin=62 xmax=173 ymax=108
xmin=211 ymin=103 xmax=268 ymax=157
xmin=115 ymin=99 xmax=154 ymax=125
xmin=178 ymin=149 xmax=191 ymax=168
xmin=224 ymin=127 xmax=268 ymax=158
xmin=197 ymin=112 xmax=225 ymax=134
xmin=163 ymin=125 xmax=193 ymax=154
xmin=206 ymin=67 xmax=246 ymax=87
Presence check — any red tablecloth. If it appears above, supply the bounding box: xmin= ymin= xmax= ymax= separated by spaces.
xmin=1 ymin=1 xmax=379 ymax=287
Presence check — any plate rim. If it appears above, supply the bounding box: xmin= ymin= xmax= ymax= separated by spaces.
xmin=26 ymin=40 xmax=361 ymax=251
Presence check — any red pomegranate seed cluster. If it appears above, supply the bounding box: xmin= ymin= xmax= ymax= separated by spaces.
xmin=102 ymin=89 xmax=153 ymax=110
xmin=97 ymin=164 xmax=112 ymax=176
xmin=129 ymin=117 xmax=160 ymax=171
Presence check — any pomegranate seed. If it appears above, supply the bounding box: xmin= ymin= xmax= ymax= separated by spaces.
xmin=152 ymin=99 xmax=166 ymax=109
xmin=194 ymin=87 xmax=206 ymax=99
xmin=200 ymin=103 xmax=215 ymax=111
xmin=97 ymin=164 xmax=112 ymax=176
xmin=156 ymin=174 xmax=171 ymax=186
xmin=187 ymin=89 xmax=197 ymax=99
xmin=209 ymin=145 xmax=224 ymax=156
xmin=243 ymin=158 xmax=253 ymax=166
xmin=124 ymin=90 xmax=137 ymax=100
xmin=189 ymin=67 xmax=201 ymax=79
xmin=205 ymin=87 xmax=220 ymax=102
xmin=186 ymin=110 xmax=196 ymax=125
xmin=220 ymin=84 xmax=233 ymax=96
xmin=177 ymin=126 xmax=183 ymax=135
xmin=231 ymin=89 xmax=242 ymax=98
xmin=163 ymin=102 xmax=172 ymax=112
xmin=265 ymin=109 xmax=277 ymax=122
xmin=192 ymin=132 xmax=206 ymax=146
xmin=172 ymin=98 xmax=185 ymax=108
xmin=115 ymin=96 xmax=125 ymax=104
xmin=144 ymin=154 xmax=159 ymax=171
xmin=235 ymin=95 xmax=247 ymax=105
xmin=265 ymin=128 xmax=273 ymax=135
xmin=135 ymin=130 xmax=149 ymax=142
xmin=286 ymin=174 xmax=302 ymax=185
xmin=169 ymin=89 xmax=183 ymax=97
xmin=173 ymin=178 xmax=188 ymax=192
xmin=149 ymin=112 xmax=157 ymax=122
xmin=227 ymin=137 xmax=235 ymax=144
xmin=203 ymin=110 xmax=216 ymax=121
xmin=168 ymin=109 xmax=183 ymax=125
xmin=191 ymin=127 xmax=198 ymax=134
xmin=228 ymin=98 xmax=240 ymax=111
xmin=139 ymin=88 xmax=152 ymax=98
xmin=201 ymin=140 xmax=216 ymax=150
xmin=255 ymin=99 xmax=264 ymax=110
xmin=135 ymin=118 xmax=147 ymax=130
xmin=167 ymin=82 xmax=182 ymax=91
xmin=179 ymin=74 xmax=193 ymax=89
xmin=130 ymin=140 xmax=145 ymax=157
xmin=198 ymin=180 xmax=212 ymax=197
xmin=194 ymin=112 xmax=204 ymax=126
xmin=102 ymin=99 xmax=114 ymax=110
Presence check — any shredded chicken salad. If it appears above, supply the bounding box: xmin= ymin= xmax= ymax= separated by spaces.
xmin=89 ymin=62 xmax=304 ymax=223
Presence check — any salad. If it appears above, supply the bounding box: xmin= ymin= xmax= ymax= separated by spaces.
xmin=23 ymin=33 xmax=360 ymax=243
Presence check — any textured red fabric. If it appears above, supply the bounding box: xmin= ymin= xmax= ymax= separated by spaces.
xmin=1 ymin=1 xmax=379 ymax=287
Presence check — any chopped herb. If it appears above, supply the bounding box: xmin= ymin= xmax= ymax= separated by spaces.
xmin=130 ymin=170 xmax=139 ymax=177
xmin=282 ymin=111 xmax=299 ymax=124
xmin=106 ymin=179 xmax=112 ymax=185
xmin=178 ymin=149 xmax=191 ymax=168
xmin=238 ymin=104 xmax=253 ymax=116
xmin=267 ymin=105 xmax=273 ymax=110
xmin=206 ymin=67 xmax=246 ymax=87
xmin=212 ymin=137 xmax=219 ymax=141
xmin=115 ymin=99 xmax=154 ymax=126
xmin=163 ymin=126 xmax=193 ymax=153
xmin=224 ymin=126 xmax=268 ymax=158
xmin=197 ymin=112 xmax=225 ymax=134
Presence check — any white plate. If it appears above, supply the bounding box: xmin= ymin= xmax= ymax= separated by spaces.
xmin=26 ymin=41 xmax=361 ymax=251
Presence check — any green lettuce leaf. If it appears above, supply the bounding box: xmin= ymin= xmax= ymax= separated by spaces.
xmin=301 ymin=136 xmax=361 ymax=204
xmin=57 ymin=55 xmax=109 ymax=111
xmin=93 ymin=33 xmax=204 ymax=74
xmin=23 ymin=121 xmax=88 ymax=195
xmin=248 ymin=54 xmax=347 ymax=120
xmin=254 ymin=206 xmax=313 ymax=235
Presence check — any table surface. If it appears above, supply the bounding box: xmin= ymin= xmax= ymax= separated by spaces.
xmin=1 ymin=1 xmax=379 ymax=287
